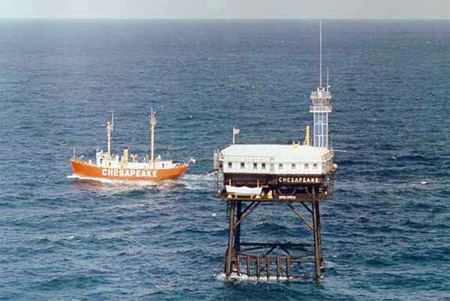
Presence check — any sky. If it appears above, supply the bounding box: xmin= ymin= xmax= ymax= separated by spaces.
xmin=0 ymin=0 xmax=449 ymax=20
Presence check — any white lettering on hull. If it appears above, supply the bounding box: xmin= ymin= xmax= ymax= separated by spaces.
xmin=101 ymin=168 xmax=159 ymax=178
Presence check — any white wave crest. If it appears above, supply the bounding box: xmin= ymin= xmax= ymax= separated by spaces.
xmin=215 ymin=272 xmax=291 ymax=282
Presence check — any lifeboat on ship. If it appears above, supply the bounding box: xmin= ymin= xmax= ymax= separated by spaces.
xmin=70 ymin=109 xmax=191 ymax=183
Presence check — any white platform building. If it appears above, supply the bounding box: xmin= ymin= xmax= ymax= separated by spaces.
xmin=221 ymin=144 xmax=333 ymax=176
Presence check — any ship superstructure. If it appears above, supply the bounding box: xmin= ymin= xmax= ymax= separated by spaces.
xmin=213 ymin=21 xmax=336 ymax=281
xmin=71 ymin=109 xmax=190 ymax=183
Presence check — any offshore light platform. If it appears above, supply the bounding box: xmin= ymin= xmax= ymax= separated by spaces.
xmin=213 ymin=22 xmax=336 ymax=281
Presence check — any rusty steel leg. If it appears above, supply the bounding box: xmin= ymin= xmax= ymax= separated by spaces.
xmin=256 ymin=256 xmax=260 ymax=279
xmin=225 ymin=200 xmax=236 ymax=277
xmin=237 ymin=255 xmax=241 ymax=276
xmin=234 ymin=201 xmax=242 ymax=252
xmin=312 ymin=196 xmax=323 ymax=280
xmin=316 ymin=200 xmax=324 ymax=273
xmin=287 ymin=255 xmax=291 ymax=279
xmin=276 ymin=256 xmax=281 ymax=279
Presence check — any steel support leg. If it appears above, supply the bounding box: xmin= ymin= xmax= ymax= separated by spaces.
xmin=234 ymin=201 xmax=242 ymax=252
xmin=225 ymin=200 xmax=236 ymax=276
xmin=312 ymin=197 xmax=323 ymax=279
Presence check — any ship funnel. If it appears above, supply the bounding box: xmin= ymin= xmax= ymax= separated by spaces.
xmin=122 ymin=147 xmax=129 ymax=164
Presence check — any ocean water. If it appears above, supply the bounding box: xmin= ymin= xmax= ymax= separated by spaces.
xmin=0 ymin=20 xmax=449 ymax=300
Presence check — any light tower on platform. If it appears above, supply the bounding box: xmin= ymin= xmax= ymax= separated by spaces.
xmin=310 ymin=21 xmax=332 ymax=149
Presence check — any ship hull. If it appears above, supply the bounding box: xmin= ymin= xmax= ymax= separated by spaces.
xmin=71 ymin=159 xmax=188 ymax=182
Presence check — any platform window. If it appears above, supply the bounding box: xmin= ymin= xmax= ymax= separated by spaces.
xmin=313 ymin=163 xmax=318 ymax=169
xmin=291 ymin=163 xmax=296 ymax=169
xmin=228 ymin=162 xmax=232 ymax=169
xmin=261 ymin=163 xmax=266 ymax=170
xmin=305 ymin=163 xmax=309 ymax=169
xmin=253 ymin=162 xmax=257 ymax=170
xmin=240 ymin=162 xmax=245 ymax=169
xmin=278 ymin=163 xmax=283 ymax=169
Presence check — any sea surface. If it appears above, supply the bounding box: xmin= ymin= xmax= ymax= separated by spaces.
xmin=0 ymin=20 xmax=449 ymax=300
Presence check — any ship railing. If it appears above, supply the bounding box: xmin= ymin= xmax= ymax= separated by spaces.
xmin=221 ymin=155 xmax=326 ymax=163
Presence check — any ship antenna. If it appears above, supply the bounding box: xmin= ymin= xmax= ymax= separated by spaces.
xmin=319 ymin=19 xmax=323 ymax=89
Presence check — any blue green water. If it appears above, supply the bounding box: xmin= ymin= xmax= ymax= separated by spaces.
xmin=0 ymin=20 xmax=449 ymax=300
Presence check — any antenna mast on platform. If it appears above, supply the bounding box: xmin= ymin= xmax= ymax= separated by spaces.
xmin=310 ymin=21 xmax=333 ymax=149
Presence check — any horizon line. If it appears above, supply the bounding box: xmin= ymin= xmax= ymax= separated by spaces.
xmin=1 ymin=17 xmax=449 ymax=21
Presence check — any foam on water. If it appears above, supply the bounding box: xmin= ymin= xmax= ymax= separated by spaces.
xmin=216 ymin=273 xmax=295 ymax=282
xmin=67 ymin=174 xmax=160 ymax=186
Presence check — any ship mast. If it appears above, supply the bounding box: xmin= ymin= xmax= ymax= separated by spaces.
xmin=310 ymin=21 xmax=332 ymax=149
xmin=149 ymin=108 xmax=157 ymax=165
xmin=106 ymin=111 xmax=114 ymax=159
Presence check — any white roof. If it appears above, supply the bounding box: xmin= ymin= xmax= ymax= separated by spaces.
xmin=221 ymin=144 xmax=331 ymax=161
